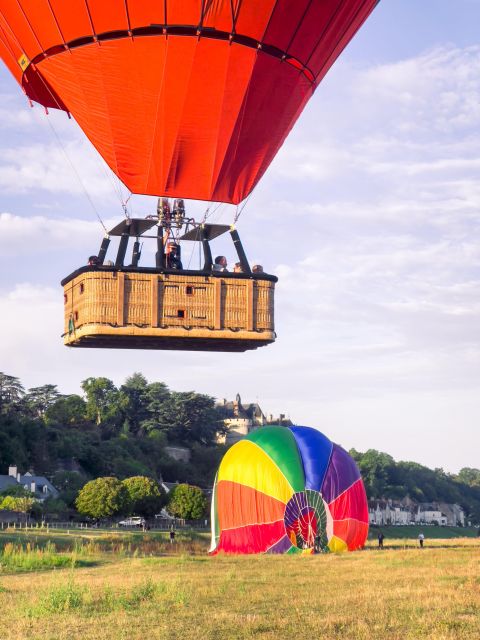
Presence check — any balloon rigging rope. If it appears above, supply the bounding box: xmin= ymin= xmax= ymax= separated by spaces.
xmin=44 ymin=116 xmax=108 ymax=235
xmin=0 ymin=15 xmax=111 ymax=233
xmin=233 ymin=189 xmax=254 ymax=224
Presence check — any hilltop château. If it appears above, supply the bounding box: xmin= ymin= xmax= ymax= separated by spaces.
xmin=216 ymin=394 xmax=292 ymax=445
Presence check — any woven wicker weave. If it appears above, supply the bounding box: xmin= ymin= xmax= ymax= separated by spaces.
xmin=63 ymin=270 xmax=275 ymax=352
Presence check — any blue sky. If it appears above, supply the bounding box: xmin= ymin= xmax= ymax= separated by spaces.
xmin=1 ymin=1 xmax=479 ymax=473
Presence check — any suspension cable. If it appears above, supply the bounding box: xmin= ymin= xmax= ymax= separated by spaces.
xmin=233 ymin=191 xmax=254 ymax=224
xmin=44 ymin=116 xmax=108 ymax=234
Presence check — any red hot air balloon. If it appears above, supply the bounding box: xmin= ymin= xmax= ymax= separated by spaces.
xmin=0 ymin=1 xmax=380 ymax=204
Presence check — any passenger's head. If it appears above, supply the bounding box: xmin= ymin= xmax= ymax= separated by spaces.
xmin=233 ymin=262 xmax=243 ymax=273
xmin=88 ymin=255 xmax=99 ymax=266
xmin=167 ymin=242 xmax=179 ymax=255
xmin=215 ymin=256 xmax=227 ymax=267
xmin=252 ymin=264 xmax=263 ymax=273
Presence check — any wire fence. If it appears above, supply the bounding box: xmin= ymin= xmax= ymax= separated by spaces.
xmin=0 ymin=518 xmax=210 ymax=532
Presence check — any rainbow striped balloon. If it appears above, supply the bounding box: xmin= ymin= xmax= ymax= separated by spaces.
xmin=210 ymin=426 xmax=368 ymax=554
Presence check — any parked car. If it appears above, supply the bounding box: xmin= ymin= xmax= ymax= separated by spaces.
xmin=118 ymin=516 xmax=146 ymax=528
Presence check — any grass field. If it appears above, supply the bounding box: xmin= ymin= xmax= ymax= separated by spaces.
xmin=0 ymin=529 xmax=478 ymax=640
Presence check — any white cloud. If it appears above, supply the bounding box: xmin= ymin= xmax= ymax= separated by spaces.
xmin=0 ymin=212 xmax=115 ymax=257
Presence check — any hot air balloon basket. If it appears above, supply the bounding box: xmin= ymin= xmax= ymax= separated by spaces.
xmin=62 ymin=269 xmax=275 ymax=351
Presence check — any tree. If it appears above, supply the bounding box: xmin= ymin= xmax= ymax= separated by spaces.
xmin=45 ymin=395 xmax=88 ymax=427
xmin=0 ymin=485 xmax=32 ymax=498
xmin=0 ymin=373 xmax=25 ymax=414
xmin=122 ymin=476 xmax=167 ymax=517
xmin=52 ymin=471 xmax=88 ymax=507
xmin=142 ymin=382 xmax=170 ymax=433
xmin=161 ymin=392 xmax=224 ymax=446
xmin=0 ymin=495 xmax=34 ymax=514
xmin=166 ymin=483 xmax=207 ymax=520
xmin=119 ymin=373 xmax=150 ymax=436
xmin=75 ymin=477 xmax=128 ymax=519
xmin=457 ymin=468 xmax=480 ymax=487
xmin=24 ymin=385 xmax=60 ymax=418
xmin=81 ymin=377 xmax=122 ymax=432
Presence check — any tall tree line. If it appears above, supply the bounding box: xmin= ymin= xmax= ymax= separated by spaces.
xmin=0 ymin=371 xmax=227 ymax=487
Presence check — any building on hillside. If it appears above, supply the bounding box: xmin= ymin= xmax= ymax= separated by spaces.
xmin=369 ymin=499 xmax=465 ymax=527
xmin=369 ymin=500 xmax=411 ymax=526
xmin=2 ymin=466 xmax=59 ymax=501
xmin=216 ymin=394 xmax=266 ymax=445
xmin=216 ymin=394 xmax=292 ymax=446
xmin=0 ymin=474 xmax=19 ymax=493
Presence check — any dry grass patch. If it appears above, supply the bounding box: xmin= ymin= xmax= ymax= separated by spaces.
xmin=0 ymin=538 xmax=478 ymax=639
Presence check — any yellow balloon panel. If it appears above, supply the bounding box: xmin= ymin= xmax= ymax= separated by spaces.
xmin=218 ymin=440 xmax=294 ymax=505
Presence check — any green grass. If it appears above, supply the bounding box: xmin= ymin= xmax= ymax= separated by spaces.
xmin=0 ymin=541 xmax=76 ymax=573
xmin=369 ymin=525 xmax=479 ymax=539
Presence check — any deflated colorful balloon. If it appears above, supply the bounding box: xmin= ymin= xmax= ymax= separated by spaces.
xmin=210 ymin=426 xmax=368 ymax=554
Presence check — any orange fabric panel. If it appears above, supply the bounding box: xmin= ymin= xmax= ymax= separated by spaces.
xmin=0 ymin=1 xmax=43 ymax=60
xmin=47 ymin=0 xmax=93 ymax=42
xmin=127 ymin=1 xmax=165 ymax=29
xmin=216 ymin=480 xmax=286 ymax=531
xmin=12 ymin=0 xmax=63 ymax=51
xmin=202 ymin=0 xmax=235 ymax=32
xmin=35 ymin=35 xmax=311 ymax=202
xmin=153 ymin=37 xmax=256 ymax=198
xmin=38 ymin=42 xmax=119 ymax=168
xmin=0 ymin=16 xmax=22 ymax=82
xmin=87 ymin=0 xmax=129 ymax=35
xmin=166 ymin=0 xmax=202 ymax=25
xmin=143 ymin=36 xmax=200 ymax=194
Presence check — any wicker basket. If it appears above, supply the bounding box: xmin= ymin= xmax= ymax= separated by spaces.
xmin=63 ymin=269 xmax=275 ymax=352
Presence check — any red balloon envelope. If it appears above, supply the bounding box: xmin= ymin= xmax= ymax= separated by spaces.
xmin=0 ymin=1 xmax=379 ymax=203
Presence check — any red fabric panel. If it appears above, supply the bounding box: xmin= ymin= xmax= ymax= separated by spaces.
xmin=309 ymin=0 xmax=377 ymax=82
xmin=233 ymin=0 xmax=277 ymax=42
xmin=216 ymin=480 xmax=286 ymax=531
xmin=329 ymin=478 xmax=369 ymax=551
xmin=287 ymin=0 xmax=344 ymax=62
xmin=333 ymin=519 xmax=369 ymax=551
xmin=262 ymin=0 xmax=312 ymax=51
xmin=214 ymin=520 xmax=286 ymax=554
xmin=328 ymin=478 xmax=369 ymax=524
xmin=212 ymin=52 xmax=313 ymax=202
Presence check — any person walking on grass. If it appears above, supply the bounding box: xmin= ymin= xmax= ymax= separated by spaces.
xmin=378 ymin=532 xmax=385 ymax=549
xmin=418 ymin=532 xmax=425 ymax=548
xmin=169 ymin=525 xmax=176 ymax=545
